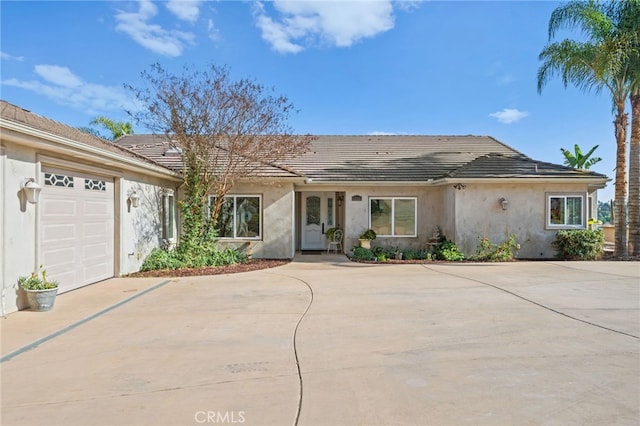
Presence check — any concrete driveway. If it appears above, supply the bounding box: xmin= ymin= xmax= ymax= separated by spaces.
xmin=1 ymin=257 xmax=639 ymax=426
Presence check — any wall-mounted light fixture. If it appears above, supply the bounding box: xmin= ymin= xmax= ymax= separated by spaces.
xmin=499 ymin=197 xmax=509 ymax=211
xmin=129 ymin=191 xmax=140 ymax=208
xmin=21 ymin=178 xmax=42 ymax=204
xmin=337 ymin=194 xmax=344 ymax=207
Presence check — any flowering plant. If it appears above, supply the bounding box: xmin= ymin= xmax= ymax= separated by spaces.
xmin=18 ymin=266 xmax=59 ymax=290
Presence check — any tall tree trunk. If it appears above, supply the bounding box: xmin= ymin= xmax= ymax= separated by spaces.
xmin=629 ymin=89 xmax=640 ymax=256
xmin=614 ymin=104 xmax=629 ymax=257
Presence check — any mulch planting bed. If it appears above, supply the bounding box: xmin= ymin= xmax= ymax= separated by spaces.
xmin=126 ymin=259 xmax=291 ymax=278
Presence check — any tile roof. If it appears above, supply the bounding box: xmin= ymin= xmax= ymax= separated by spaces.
xmin=117 ymin=134 xmax=304 ymax=177
xmin=0 ymin=100 xmax=166 ymax=169
xmin=281 ymin=135 xmax=521 ymax=181
xmin=116 ymin=134 xmax=608 ymax=182
xmin=447 ymin=153 xmax=609 ymax=179
xmin=3 ymin=100 xmax=607 ymax=184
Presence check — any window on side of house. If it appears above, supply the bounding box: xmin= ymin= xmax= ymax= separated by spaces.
xmin=162 ymin=190 xmax=175 ymax=240
xmin=208 ymin=195 xmax=262 ymax=239
xmin=369 ymin=197 xmax=417 ymax=237
xmin=547 ymin=194 xmax=584 ymax=228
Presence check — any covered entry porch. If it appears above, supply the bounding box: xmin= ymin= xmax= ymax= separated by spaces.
xmin=294 ymin=191 xmax=346 ymax=253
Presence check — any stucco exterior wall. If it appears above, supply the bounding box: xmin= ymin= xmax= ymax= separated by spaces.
xmin=342 ymin=185 xmax=446 ymax=251
xmin=214 ymin=181 xmax=295 ymax=259
xmin=1 ymin=142 xmax=39 ymax=314
xmin=120 ymin=174 xmax=179 ymax=275
xmin=452 ymin=182 xmax=591 ymax=258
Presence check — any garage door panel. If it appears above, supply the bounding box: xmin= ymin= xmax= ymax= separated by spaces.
xmin=41 ymin=167 xmax=114 ymax=294
xmin=42 ymin=198 xmax=77 ymax=216
xmin=83 ymin=199 xmax=110 ymax=215
xmin=48 ymin=269 xmax=78 ymax=288
xmin=41 ymin=246 xmax=76 ymax=269
xmin=42 ymin=223 xmax=76 ymax=243
xmin=83 ymin=242 xmax=110 ymax=259
xmin=83 ymin=222 xmax=109 ymax=238
xmin=84 ymin=264 xmax=111 ymax=282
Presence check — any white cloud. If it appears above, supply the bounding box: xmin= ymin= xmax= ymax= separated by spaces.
xmin=254 ymin=0 xmax=395 ymax=54
xmin=1 ymin=51 xmax=24 ymax=61
xmin=207 ymin=19 xmax=222 ymax=42
xmin=34 ymin=65 xmax=83 ymax=88
xmin=166 ymin=0 xmax=202 ymax=22
xmin=3 ymin=65 xmax=140 ymax=115
xmin=369 ymin=130 xmax=406 ymax=136
xmin=115 ymin=0 xmax=195 ymax=57
xmin=489 ymin=108 xmax=529 ymax=124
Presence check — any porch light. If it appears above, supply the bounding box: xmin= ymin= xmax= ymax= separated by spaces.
xmin=21 ymin=178 xmax=42 ymax=204
xmin=129 ymin=191 xmax=140 ymax=208
xmin=500 ymin=197 xmax=509 ymax=210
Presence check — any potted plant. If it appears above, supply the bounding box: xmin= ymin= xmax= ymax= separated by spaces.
xmin=358 ymin=229 xmax=377 ymax=249
xmin=18 ymin=266 xmax=59 ymax=312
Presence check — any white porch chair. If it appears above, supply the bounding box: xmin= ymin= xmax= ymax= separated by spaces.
xmin=327 ymin=229 xmax=343 ymax=254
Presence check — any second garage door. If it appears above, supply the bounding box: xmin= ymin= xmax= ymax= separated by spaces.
xmin=40 ymin=166 xmax=115 ymax=293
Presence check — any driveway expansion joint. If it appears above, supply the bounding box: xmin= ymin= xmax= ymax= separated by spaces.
xmin=0 ymin=279 xmax=172 ymax=363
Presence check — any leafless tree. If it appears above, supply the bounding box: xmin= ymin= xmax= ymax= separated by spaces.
xmin=127 ymin=63 xmax=314 ymax=250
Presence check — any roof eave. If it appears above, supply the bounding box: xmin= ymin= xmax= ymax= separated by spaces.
xmin=437 ymin=176 xmax=611 ymax=185
xmin=1 ymin=119 xmax=181 ymax=181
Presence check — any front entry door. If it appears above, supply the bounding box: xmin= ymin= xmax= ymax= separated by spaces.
xmin=301 ymin=192 xmax=335 ymax=250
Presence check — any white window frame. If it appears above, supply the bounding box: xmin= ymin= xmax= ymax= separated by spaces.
xmin=546 ymin=193 xmax=585 ymax=229
xmin=161 ymin=189 xmax=175 ymax=241
xmin=369 ymin=197 xmax=417 ymax=237
xmin=208 ymin=194 xmax=262 ymax=240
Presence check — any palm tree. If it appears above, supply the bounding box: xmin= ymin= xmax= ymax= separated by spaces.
xmin=89 ymin=116 xmax=134 ymax=140
xmin=538 ymin=0 xmax=635 ymax=257
xmin=631 ymin=88 xmax=640 ymax=255
xmin=617 ymin=0 xmax=640 ymax=255
xmin=560 ymin=144 xmax=602 ymax=169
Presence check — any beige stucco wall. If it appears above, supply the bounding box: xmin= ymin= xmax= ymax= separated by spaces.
xmin=0 ymin=142 xmax=39 ymax=314
xmin=0 ymin=140 xmax=177 ymax=314
xmin=341 ymin=185 xmax=446 ymax=251
xmin=451 ymin=182 xmax=592 ymax=258
xmin=302 ymin=181 xmax=598 ymax=259
xmin=214 ymin=181 xmax=295 ymax=259
xmin=120 ymin=173 xmax=179 ymax=275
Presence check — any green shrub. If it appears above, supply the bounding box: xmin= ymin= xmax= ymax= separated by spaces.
xmin=402 ymin=249 xmax=427 ymax=260
xmin=433 ymin=240 xmax=464 ymax=261
xmin=140 ymin=248 xmax=184 ymax=271
xmin=359 ymin=229 xmax=377 ymax=240
xmin=207 ymin=248 xmax=247 ymax=266
xmin=140 ymin=246 xmax=248 ymax=271
xmin=352 ymin=247 xmax=376 ymax=261
xmin=553 ymin=229 xmax=604 ymax=260
xmin=470 ymin=235 xmax=520 ymax=262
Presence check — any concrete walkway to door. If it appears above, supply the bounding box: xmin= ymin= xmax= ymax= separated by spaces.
xmin=1 ymin=256 xmax=639 ymax=426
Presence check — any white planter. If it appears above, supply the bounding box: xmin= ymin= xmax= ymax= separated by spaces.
xmin=359 ymin=239 xmax=371 ymax=249
xmin=22 ymin=287 xmax=58 ymax=312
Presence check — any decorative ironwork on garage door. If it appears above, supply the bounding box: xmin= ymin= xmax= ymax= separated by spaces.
xmin=84 ymin=178 xmax=106 ymax=191
xmin=44 ymin=173 xmax=74 ymax=188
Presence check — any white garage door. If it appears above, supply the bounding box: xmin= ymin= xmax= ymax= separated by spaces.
xmin=40 ymin=166 xmax=114 ymax=293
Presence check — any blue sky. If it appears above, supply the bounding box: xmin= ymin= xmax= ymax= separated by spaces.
xmin=0 ymin=0 xmax=624 ymax=201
